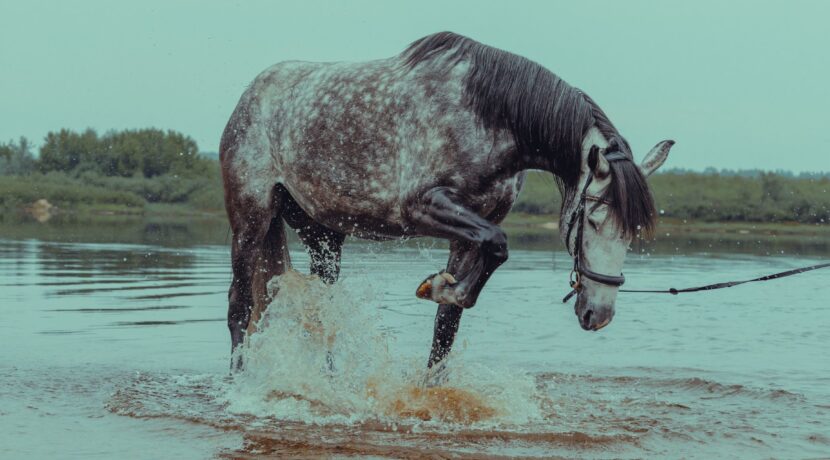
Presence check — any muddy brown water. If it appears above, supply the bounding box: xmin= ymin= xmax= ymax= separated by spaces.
xmin=1 ymin=231 xmax=829 ymax=459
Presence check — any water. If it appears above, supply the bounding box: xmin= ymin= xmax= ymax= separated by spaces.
xmin=1 ymin=235 xmax=829 ymax=458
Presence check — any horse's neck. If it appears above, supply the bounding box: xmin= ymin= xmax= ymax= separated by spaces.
xmin=520 ymin=125 xmax=609 ymax=177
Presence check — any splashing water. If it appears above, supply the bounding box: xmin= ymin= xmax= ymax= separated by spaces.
xmin=223 ymin=269 xmax=541 ymax=427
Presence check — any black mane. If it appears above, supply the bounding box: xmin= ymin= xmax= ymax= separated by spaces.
xmin=402 ymin=32 xmax=656 ymax=238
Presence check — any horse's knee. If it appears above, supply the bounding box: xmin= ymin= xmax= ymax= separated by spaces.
xmin=484 ymin=228 xmax=509 ymax=264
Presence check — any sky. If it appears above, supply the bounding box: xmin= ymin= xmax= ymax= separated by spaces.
xmin=1 ymin=0 xmax=828 ymax=172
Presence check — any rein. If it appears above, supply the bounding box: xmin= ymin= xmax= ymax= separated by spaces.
xmin=560 ymin=149 xmax=830 ymax=303
xmin=618 ymin=262 xmax=830 ymax=295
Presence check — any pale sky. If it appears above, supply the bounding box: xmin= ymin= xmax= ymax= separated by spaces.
xmin=2 ymin=0 xmax=828 ymax=172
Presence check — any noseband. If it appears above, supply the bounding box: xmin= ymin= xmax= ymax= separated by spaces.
xmin=562 ymin=149 xmax=629 ymax=303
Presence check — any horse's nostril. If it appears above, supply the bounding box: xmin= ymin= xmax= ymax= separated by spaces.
xmin=582 ymin=309 xmax=593 ymax=326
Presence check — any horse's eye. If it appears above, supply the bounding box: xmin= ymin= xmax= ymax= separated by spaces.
xmin=587 ymin=205 xmax=608 ymax=231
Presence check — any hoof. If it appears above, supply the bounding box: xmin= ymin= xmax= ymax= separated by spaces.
xmin=416 ymin=271 xmax=461 ymax=305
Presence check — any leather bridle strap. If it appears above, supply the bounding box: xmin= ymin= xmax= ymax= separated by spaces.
xmin=562 ymin=148 xmax=630 ymax=303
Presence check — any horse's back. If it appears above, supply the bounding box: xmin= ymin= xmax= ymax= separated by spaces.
xmin=221 ymin=53 xmax=522 ymax=237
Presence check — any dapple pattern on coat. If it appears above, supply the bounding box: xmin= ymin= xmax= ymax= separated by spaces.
xmin=225 ymin=57 xmax=521 ymax=237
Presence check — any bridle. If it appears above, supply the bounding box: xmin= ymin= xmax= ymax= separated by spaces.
xmin=562 ymin=148 xmax=630 ymax=303
xmin=559 ymin=147 xmax=830 ymax=303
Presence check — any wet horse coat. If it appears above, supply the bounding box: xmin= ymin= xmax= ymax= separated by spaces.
xmin=221 ymin=32 xmax=671 ymax=369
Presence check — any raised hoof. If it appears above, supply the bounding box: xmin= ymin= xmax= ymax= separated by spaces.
xmin=416 ymin=271 xmax=461 ymax=305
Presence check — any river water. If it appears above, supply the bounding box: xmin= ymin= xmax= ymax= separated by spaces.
xmin=1 ymin=230 xmax=828 ymax=458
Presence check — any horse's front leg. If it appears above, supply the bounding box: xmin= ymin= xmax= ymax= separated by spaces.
xmin=427 ymin=241 xmax=492 ymax=372
xmin=405 ymin=187 xmax=509 ymax=309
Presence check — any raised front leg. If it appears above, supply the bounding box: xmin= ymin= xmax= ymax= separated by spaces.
xmin=405 ymin=187 xmax=509 ymax=308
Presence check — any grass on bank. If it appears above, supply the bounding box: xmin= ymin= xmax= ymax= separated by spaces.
xmin=1 ymin=168 xmax=828 ymax=234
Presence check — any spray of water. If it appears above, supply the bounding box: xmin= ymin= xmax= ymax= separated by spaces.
xmin=224 ymin=269 xmax=542 ymax=427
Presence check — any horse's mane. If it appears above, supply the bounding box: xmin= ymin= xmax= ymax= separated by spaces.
xmin=402 ymin=32 xmax=655 ymax=238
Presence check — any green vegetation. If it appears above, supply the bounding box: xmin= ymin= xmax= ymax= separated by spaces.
xmin=0 ymin=174 xmax=145 ymax=210
xmin=37 ymin=128 xmax=208 ymax=178
xmin=511 ymin=172 xmax=562 ymax=215
xmin=650 ymin=171 xmax=829 ymax=224
xmin=1 ymin=129 xmax=828 ymax=230
xmin=0 ymin=129 xmax=224 ymax=214
xmin=513 ymin=170 xmax=829 ymax=224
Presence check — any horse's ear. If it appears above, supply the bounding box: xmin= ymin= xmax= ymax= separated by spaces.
xmin=588 ymin=145 xmax=610 ymax=178
xmin=639 ymin=140 xmax=675 ymax=177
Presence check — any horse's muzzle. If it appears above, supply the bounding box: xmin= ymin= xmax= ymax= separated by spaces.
xmin=576 ymin=302 xmax=615 ymax=331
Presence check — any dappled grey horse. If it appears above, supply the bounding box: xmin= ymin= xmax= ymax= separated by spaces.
xmin=220 ymin=32 xmax=673 ymax=370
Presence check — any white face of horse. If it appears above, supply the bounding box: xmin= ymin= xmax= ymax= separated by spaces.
xmin=561 ymin=129 xmax=674 ymax=331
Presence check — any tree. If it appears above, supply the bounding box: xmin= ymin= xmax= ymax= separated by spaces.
xmin=36 ymin=127 xmax=207 ymax=178
xmin=761 ymin=172 xmax=784 ymax=203
xmin=38 ymin=128 xmax=100 ymax=173
xmin=0 ymin=137 xmax=36 ymax=175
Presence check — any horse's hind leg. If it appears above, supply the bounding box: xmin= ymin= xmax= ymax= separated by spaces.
xmin=226 ymin=186 xmax=290 ymax=365
xmin=304 ymin=229 xmax=345 ymax=284
xmin=296 ymin=224 xmax=343 ymax=372
xmin=282 ymin=196 xmax=345 ymax=372
xmin=282 ymin=194 xmax=346 ymax=284
xmin=296 ymin=224 xmax=345 ymax=284
xmin=245 ymin=212 xmax=292 ymax=336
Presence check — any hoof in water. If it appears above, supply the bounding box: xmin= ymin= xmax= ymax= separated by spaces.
xmin=422 ymin=361 xmax=450 ymax=388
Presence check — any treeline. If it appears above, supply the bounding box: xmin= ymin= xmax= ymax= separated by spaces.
xmin=0 ymin=129 xmax=223 ymax=212
xmin=37 ymin=128 xmax=209 ymax=178
xmin=650 ymin=172 xmax=829 ymax=223
xmin=511 ymin=171 xmax=830 ymax=224
xmin=669 ymin=166 xmax=830 ymax=180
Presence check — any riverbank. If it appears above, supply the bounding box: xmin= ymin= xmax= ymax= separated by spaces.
xmin=7 ymin=202 xmax=827 ymax=237
xmin=501 ymin=212 xmax=830 ymax=238
xmin=3 ymin=204 xmax=828 ymax=257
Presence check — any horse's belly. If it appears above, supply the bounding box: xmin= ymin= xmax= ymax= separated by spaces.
xmin=282 ymin=178 xmax=408 ymax=240
xmin=282 ymin=171 xmax=521 ymax=241
xmin=313 ymin=210 xmax=408 ymax=240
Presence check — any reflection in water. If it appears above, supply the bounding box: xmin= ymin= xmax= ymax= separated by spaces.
xmin=1 ymin=236 xmax=829 ymax=458
xmin=3 ymin=212 xmax=830 ymax=256
xmin=0 ymin=212 xmax=230 ymax=247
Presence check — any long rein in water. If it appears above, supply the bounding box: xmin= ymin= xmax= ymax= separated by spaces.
xmin=562 ymin=148 xmax=830 ymax=304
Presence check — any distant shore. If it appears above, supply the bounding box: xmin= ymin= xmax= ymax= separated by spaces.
xmin=501 ymin=212 xmax=830 ymax=237
xmin=8 ymin=202 xmax=827 ymax=238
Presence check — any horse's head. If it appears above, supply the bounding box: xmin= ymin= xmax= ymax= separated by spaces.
xmin=560 ymin=131 xmax=674 ymax=331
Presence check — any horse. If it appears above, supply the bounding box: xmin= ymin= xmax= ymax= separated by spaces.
xmin=220 ymin=31 xmax=674 ymax=370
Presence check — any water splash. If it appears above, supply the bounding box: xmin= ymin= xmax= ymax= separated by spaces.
xmin=224 ymin=269 xmax=541 ymax=427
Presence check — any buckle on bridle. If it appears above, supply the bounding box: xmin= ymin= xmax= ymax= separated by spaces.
xmin=563 ymin=270 xmax=581 ymax=303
